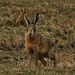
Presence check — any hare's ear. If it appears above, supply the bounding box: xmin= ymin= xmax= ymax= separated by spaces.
xmin=24 ymin=15 xmax=30 ymax=26
xmin=34 ymin=13 xmax=40 ymax=25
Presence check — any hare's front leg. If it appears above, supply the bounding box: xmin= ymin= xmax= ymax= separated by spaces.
xmin=35 ymin=53 xmax=39 ymax=67
xmin=27 ymin=50 xmax=33 ymax=67
xmin=28 ymin=54 xmax=32 ymax=67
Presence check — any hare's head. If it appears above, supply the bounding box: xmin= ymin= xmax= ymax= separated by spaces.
xmin=24 ymin=13 xmax=39 ymax=37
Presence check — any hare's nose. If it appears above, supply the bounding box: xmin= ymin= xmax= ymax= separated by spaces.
xmin=29 ymin=34 xmax=32 ymax=37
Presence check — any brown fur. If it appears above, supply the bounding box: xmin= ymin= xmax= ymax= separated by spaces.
xmin=25 ymin=13 xmax=57 ymax=67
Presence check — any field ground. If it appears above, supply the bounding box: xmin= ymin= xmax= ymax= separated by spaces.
xmin=0 ymin=0 xmax=75 ymax=75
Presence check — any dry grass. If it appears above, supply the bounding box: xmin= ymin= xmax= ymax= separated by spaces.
xmin=0 ymin=0 xmax=75 ymax=74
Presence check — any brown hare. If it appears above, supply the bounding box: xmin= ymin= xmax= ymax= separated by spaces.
xmin=25 ymin=13 xmax=57 ymax=67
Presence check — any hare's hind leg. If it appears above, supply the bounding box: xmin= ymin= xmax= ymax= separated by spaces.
xmin=48 ymin=53 xmax=57 ymax=67
xmin=39 ymin=58 xmax=47 ymax=67
xmin=52 ymin=55 xmax=57 ymax=67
